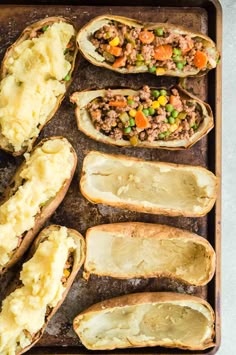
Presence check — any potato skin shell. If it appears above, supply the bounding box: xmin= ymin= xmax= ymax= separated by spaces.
xmin=73 ymin=291 xmax=215 ymax=351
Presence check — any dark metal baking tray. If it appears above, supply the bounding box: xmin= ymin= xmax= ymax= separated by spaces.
xmin=0 ymin=1 xmax=222 ymax=354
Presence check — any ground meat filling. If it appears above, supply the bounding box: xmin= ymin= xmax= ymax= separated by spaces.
xmin=90 ymin=21 xmax=218 ymax=72
xmin=87 ymin=86 xmax=203 ymax=145
xmin=61 ymin=252 xmax=73 ymax=285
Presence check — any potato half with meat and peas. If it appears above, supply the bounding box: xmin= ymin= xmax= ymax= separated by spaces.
xmin=0 ymin=17 xmax=77 ymax=155
xmin=77 ymin=15 xmax=220 ymax=77
xmin=70 ymin=85 xmax=213 ymax=149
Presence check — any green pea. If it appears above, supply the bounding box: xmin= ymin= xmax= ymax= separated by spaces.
xmin=159 ymin=133 xmax=165 ymax=139
xmin=149 ymin=66 xmax=156 ymax=73
xmin=173 ymin=48 xmax=182 ymax=55
xmin=104 ymin=32 xmax=111 ymax=39
xmin=192 ymin=123 xmax=198 ymax=130
xmin=173 ymin=55 xmax=182 ymax=62
xmin=142 ymin=109 xmax=149 ymax=116
xmin=166 ymin=104 xmax=174 ymax=112
xmin=42 ymin=25 xmax=49 ymax=32
xmin=127 ymin=99 xmax=135 ymax=105
xmin=155 ymin=28 xmax=164 ymax=36
xmin=176 ymin=62 xmax=184 ymax=70
xmin=148 ymin=107 xmax=155 ymax=116
xmin=136 ymin=53 xmax=144 ymax=61
xmin=171 ymin=109 xmax=179 ymax=118
xmin=136 ymin=61 xmax=145 ymax=67
xmin=168 ymin=117 xmax=175 ymax=124
xmin=152 ymin=90 xmax=160 ymax=98
xmin=129 ymin=118 xmax=136 ymax=127
xmin=160 ymin=89 xmax=167 ymax=96
xmin=64 ymin=74 xmax=71 ymax=81
xmin=124 ymin=127 xmax=131 ymax=134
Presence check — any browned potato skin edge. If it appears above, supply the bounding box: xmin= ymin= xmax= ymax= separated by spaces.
xmin=84 ymin=222 xmax=216 ymax=286
xmin=80 ymin=151 xmax=218 ymax=217
xmin=0 ymin=17 xmax=78 ymax=156
xmin=73 ymin=292 xmax=215 ymax=351
xmin=71 ymin=84 xmax=214 ymax=150
xmin=9 ymin=224 xmax=85 ymax=355
xmin=0 ymin=136 xmax=78 ymax=275
xmin=76 ymin=14 xmax=219 ymax=78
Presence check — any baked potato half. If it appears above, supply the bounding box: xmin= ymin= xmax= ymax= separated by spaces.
xmin=70 ymin=85 xmax=213 ymax=149
xmin=80 ymin=151 xmax=217 ymax=217
xmin=0 ymin=17 xmax=78 ymax=155
xmin=0 ymin=136 xmax=77 ymax=274
xmin=73 ymin=292 xmax=215 ymax=351
xmin=84 ymin=222 xmax=216 ymax=286
xmin=77 ymin=14 xmax=220 ymax=77
xmin=0 ymin=225 xmax=85 ymax=355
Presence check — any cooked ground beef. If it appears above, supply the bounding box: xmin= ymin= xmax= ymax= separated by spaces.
xmin=90 ymin=20 xmax=218 ymax=72
xmin=86 ymin=86 xmax=203 ymax=145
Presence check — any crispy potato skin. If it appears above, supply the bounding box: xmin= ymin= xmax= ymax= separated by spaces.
xmin=73 ymin=292 xmax=215 ymax=351
xmin=84 ymin=222 xmax=216 ymax=286
xmin=70 ymin=85 xmax=214 ymax=149
xmin=0 ymin=17 xmax=78 ymax=156
xmin=0 ymin=137 xmax=77 ymax=275
xmin=77 ymin=14 xmax=219 ymax=77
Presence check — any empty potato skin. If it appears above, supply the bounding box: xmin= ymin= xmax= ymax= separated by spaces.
xmin=70 ymin=85 xmax=213 ymax=149
xmin=80 ymin=151 xmax=218 ymax=217
xmin=0 ymin=17 xmax=78 ymax=156
xmin=6 ymin=225 xmax=85 ymax=355
xmin=0 ymin=137 xmax=77 ymax=274
xmin=73 ymin=292 xmax=215 ymax=351
xmin=84 ymin=222 xmax=216 ymax=286
xmin=77 ymin=14 xmax=220 ymax=77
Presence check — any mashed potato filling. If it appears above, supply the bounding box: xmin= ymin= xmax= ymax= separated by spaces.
xmin=0 ymin=139 xmax=74 ymax=268
xmin=0 ymin=22 xmax=75 ymax=151
xmin=0 ymin=227 xmax=76 ymax=355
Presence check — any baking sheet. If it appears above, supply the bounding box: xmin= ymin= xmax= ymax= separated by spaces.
xmin=0 ymin=2 xmax=222 ymax=354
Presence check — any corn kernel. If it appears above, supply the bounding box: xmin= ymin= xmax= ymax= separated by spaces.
xmin=152 ymin=101 xmax=160 ymax=109
xmin=129 ymin=109 xmax=137 ymax=117
xmin=130 ymin=135 xmax=139 ymax=146
xmin=112 ymin=122 xmax=117 ymax=127
xmin=169 ymin=124 xmax=178 ymax=132
xmin=63 ymin=269 xmax=70 ymax=278
xmin=158 ymin=96 xmax=168 ymax=106
xmin=128 ymin=95 xmax=133 ymax=100
xmin=156 ymin=67 xmax=166 ymax=75
xmin=109 ymin=36 xmax=120 ymax=46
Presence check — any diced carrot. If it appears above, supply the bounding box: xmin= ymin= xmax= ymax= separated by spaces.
xmin=135 ymin=111 xmax=149 ymax=129
xmin=169 ymin=95 xmax=182 ymax=110
xmin=66 ymin=41 xmax=73 ymax=49
xmin=109 ymin=100 xmax=127 ymax=107
xmin=154 ymin=45 xmax=173 ymax=61
xmin=194 ymin=50 xmax=208 ymax=69
xmin=107 ymin=45 xmax=122 ymax=57
xmin=182 ymin=38 xmax=194 ymax=55
xmin=112 ymin=56 xmax=127 ymax=68
xmin=139 ymin=30 xmax=155 ymax=44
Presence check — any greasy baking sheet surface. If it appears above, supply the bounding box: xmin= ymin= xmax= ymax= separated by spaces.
xmin=0 ymin=3 xmax=220 ymax=354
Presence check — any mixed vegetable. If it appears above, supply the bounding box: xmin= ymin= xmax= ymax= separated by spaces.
xmin=90 ymin=21 xmax=219 ymax=73
xmin=86 ymin=86 xmax=203 ymax=145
